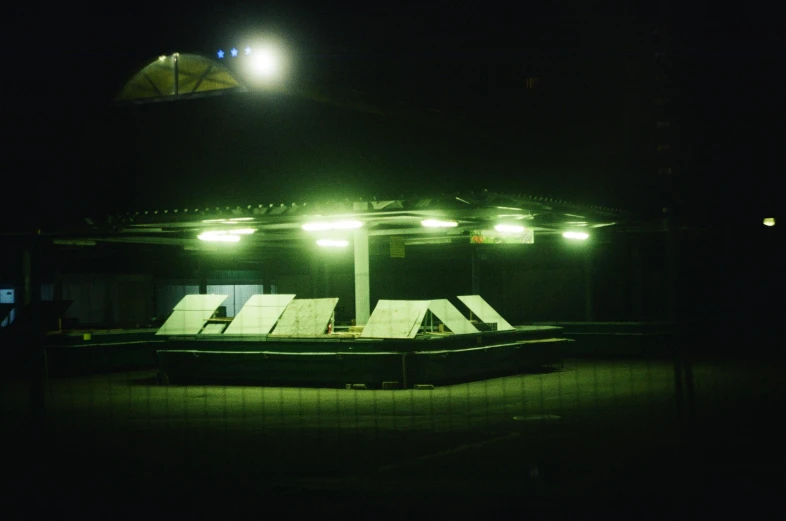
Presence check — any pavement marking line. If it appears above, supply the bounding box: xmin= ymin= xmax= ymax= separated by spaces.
xmin=368 ymin=431 xmax=522 ymax=476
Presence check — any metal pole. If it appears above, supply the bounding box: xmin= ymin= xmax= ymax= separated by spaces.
xmin=631 ymin=243 xmax=643 ymax=320
xmin=198 ymin=260 xmax=207 ymax=295
xmin=173 ymin=53 xmax=179 ymax=99
xmin=26 ymin=230 xmax=47 ymax=435
xmin=471 ymin=248 xmax=480 ymax=295
xmin=584 ymin=249 xmax=594 ymax=321
xmin=401 ymin=353 xmax=408 ymax=390
xmin=665 ymin=209 xmax=694 ymax=434
xmin=353 ymin=228 xmax=370 ymax=325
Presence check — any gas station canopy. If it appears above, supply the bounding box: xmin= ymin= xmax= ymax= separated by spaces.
xmin=65 ymin=190 xmax=628 ymax=248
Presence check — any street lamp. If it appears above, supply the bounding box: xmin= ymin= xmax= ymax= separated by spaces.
xmin=250 ymin=48 xmax=278 ymax=78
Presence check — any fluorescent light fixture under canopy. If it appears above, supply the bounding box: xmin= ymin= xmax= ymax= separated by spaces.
xmin=198 ymin=233 xmax=241 ymax=242
xmin=494 ymin=224 xmax=525 ymax=233
xmin=197 ymin=229 xmax=255 ymax=242
xmin=302 ymin=220 xmax=363 ymax=231
xmin=421 ymin=219 xmax=458 ymax=228
xmin=316 ymin=239 xmax=349 ymax=248
xmin=563 ymin=231 xmax=589 ymax=240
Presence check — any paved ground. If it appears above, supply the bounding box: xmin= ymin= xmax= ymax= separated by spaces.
xmin=3 ymin=358 xmax=785 ymax=517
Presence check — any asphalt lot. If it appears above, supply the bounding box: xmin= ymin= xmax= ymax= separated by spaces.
xmin=3 ymin=357 xmax=784 ymax=517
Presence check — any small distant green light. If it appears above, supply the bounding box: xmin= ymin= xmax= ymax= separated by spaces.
xmin=763 ymin=217 xmax=775 ymax=227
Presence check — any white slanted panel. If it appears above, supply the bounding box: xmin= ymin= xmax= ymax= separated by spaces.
xmin=427 ymin=299 xmax=479 ymax=334
xmin=457 ymin=295 xmax=514 ymax=331
xmin=271 ymin=298 xmax=339 ymax=336
xmin=224 ymin=294 xmax=296 ymax=335
xmin=156 ymin=294 xmax=229 ymax=336
xmin=360 ymin=300 xmax=430 ymax=339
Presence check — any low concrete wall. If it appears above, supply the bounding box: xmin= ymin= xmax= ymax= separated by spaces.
xmin=44 ymin=329 xmax=163 ymax=376
xmin=156 ymin=339 xmax=568 ymax=388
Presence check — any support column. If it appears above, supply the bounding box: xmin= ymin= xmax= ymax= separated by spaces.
xmin=21 ymin=248 xmax=32 ymax=307
xmin=584 ymin=249 xmax=594 ymax=321
xmin=631 ymin=243 xmax=643 ymax=320
xmin=24 ymin=231 xmax=47 ymax=433
xmin=354 ymin=228 xmax=370 ymax=325
xmin=310 ymin=256 xmax=320 ymax=298
xmin=471 ymin=248 xmax=481 ymax=295
xmin=198 ymin=261 xmax=207 ymax=295
xmin=323 ymin=261 xmax=331 ymax=297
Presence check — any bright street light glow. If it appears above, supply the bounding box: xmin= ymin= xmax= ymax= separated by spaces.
xmin=250 ymin=49 xmax=277 ymax=76
xmin=302 ymin=221 xmax=363 ymax=231
xmin=421 ymin=219 xmax=458 ymax=228
xmin=495 ymin=224 xmax=525 ymax=233
xmin=763 ymin=217 xmax=775 ymax=227
xmin=563 ymin=231 xmax=589 ymax=240
xmin=316 ymin=239 xmax=349 ymax=248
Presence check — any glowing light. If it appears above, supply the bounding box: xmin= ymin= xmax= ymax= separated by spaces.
xmin=217 ymin=50 xmax=225 ymax=59
xmin=230 ymin=48 xmax=238 ymax=57
xmin=158 ymin=55 xmax=166 ymax=62
xmin=763 ymin=217 xmax=775 ymax=227
xmin=245 ymin=46 xmax=252 ymax=55
xmin=198 ymin=232 xmax=241 ymax=243
xmin=316 ymin=239 xmax=349 ymax=248
xmin=563 ymin=231 xmax=589 ymax=240
xmin=302 ymin=221 xmax=363 ymax=231
xmin=250 ymin=48 xmax=277 ymax=77
xmin=422 ymin=219 xmax=458 ymax=228
xmin=201 ymin=217 xmax=254 ymax=224
xmin=494 ymin=224 xmax=525 ymax=233
xmin=198 ymin=229 xmax=255 ymax=241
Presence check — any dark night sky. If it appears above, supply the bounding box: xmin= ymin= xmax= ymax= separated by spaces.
xmin=6 ymin=2 xmax=784 ymax=226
